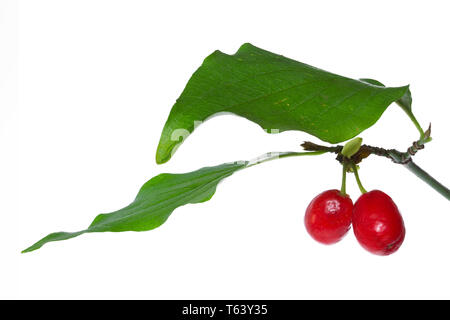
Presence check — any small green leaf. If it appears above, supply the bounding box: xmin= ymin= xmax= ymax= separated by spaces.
xmin=22 ymin=151 xmax=326 ymax=253
xmin=22 ymin=162 xmax=247 ymax=253
xmin=156 ymin=43 xmax=409 ymax=164
xmin=23 ymin=151 xmax=322 ymax=253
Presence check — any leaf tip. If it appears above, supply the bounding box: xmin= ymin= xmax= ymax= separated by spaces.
xmin=21 ymin=230 xmax=87 ymax=254
xmin=21 ymin=242 xmax=42 ymax=253
xmin=155 ymin=140 xmax=173 ymax=164
xmin=155 ymin=152 xmax=169 ymax=165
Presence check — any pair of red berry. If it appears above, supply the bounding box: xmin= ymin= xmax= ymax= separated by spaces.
xmin=304 ymin=189 xmax=405 ymax=255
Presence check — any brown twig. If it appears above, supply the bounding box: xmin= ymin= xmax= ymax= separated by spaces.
xmin=301 ymin=127 xmax=431 ymax=165
xmin=300 ymin=125 xmax=450 ymax=201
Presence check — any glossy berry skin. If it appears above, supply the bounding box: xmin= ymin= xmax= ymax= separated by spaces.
xmin=352 ymin=190 xmax=405 ymax=256
xmin=304 ymin=189 xmax=353 ymax=244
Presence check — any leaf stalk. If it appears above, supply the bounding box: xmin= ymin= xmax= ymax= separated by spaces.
xmin=399 ymin=105 xmax=425 ymax=139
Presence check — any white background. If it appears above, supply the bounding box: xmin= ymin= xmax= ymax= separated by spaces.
xmin=2 ymin=0 xmax=450 ymax=299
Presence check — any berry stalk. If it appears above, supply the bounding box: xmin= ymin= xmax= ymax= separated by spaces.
xmin=340 ymin=163 xmax=347 ymax=196
xmin=351 ymin=163 xmax=367 ymax=194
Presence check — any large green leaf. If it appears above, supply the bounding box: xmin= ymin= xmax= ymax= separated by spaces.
xmin=156 ymin=43 xmax=409 ymax=164
xmin=23 ymin=151 xmax=322 ymax=253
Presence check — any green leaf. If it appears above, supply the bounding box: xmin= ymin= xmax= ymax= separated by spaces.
xmin=22 ymin=161 xmax=247 ymax=253
xmin=22 ymin=151 xmax=323 ymax=253
xmin=156 ymin=43 xmax=409 ymax=164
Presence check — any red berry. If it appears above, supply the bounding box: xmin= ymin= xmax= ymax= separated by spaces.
xmin=304 ymin=189 xmax=353 ymax=244
xmin=352 ymin=190 xmax=405 ymax=256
